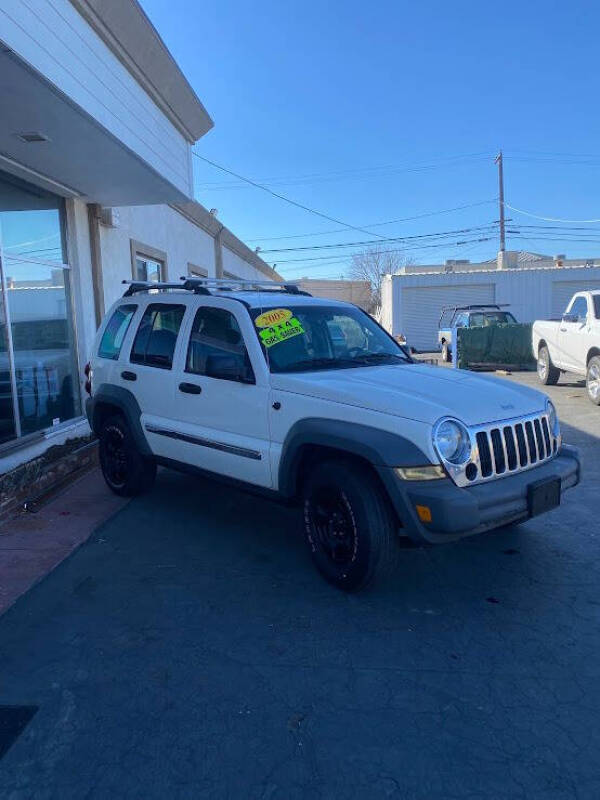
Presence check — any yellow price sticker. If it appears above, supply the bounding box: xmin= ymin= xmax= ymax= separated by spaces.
xmin=254 ymin=308 xmax=293 ymax=328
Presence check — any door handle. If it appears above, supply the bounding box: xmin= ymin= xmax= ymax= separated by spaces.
xmin=121 ymin=370 xmax=137 ymax=381
xmin=559 ymin=328 xmax=567 ymax=332
xmin=179 ymin=382 xmax=202 ymax=395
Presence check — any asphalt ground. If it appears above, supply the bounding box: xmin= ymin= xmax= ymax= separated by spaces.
xmin=0 ymin=369 xmax=598 ymax=799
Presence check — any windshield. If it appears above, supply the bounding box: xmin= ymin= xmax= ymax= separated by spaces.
xmin=249 ymin=304 xmax=411 ymax=373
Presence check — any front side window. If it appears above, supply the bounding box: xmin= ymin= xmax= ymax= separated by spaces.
xmin=567 ymin=297 xmax=588 ymax=322
xmin=98 ymin=304 xmax=136 ymax=360
xmin=130 ymin=304 xmax=185 ymax=369
xmin=594 ymin=295 xmax=600 ymax=319
xmin=249 ymin=304 xmax=410 ymax=373
xmin=186 ymin=307 xmax=253 ymax=381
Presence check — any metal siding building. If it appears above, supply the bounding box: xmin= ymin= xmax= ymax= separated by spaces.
xmin=382 ymin=267 xmax=600 ymax=351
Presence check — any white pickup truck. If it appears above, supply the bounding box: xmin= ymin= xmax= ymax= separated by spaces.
xmin=533 ymin=290 xmax=600 ymax=405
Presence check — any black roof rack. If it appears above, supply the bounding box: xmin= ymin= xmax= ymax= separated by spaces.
xmin=122 ymin=278 xmax=311 ymax=298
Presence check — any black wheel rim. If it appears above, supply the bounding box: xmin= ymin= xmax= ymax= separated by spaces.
xmin=102 ymin=426 xmax=128 ymax=488
xmin=307 ymin=487 xmax=357 ymax=566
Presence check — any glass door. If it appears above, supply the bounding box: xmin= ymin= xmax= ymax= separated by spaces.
xmin=0 ymin=170 xmax=80 ymax=448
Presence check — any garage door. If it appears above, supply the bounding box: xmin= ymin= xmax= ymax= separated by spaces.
xmin=551 ymin=280 xmax=600 ymax=318
xmin=401 ymin=283 xmax=496 ymax=351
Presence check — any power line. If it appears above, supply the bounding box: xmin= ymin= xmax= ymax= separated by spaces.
xmin=192 ymin=151 xmax=388 ymax=240
xmin=245 ymin=199 xmax=497 ymax=243
xmin=196 ymin=152 xmax=494 ymax=191
xmin=259 ymin=224 xmax=499 ymax=254
xmin=271 ymin=236 xmax=495 ymax=265
xmin=504 ymin=202 xmax=600 ymax=224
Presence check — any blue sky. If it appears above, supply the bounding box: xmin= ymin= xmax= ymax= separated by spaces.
xmin=142 ymin=0 xmax=600 ymax=279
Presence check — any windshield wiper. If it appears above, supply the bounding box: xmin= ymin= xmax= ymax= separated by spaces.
xmin=350 ymin=352 xmax=409 ymax=365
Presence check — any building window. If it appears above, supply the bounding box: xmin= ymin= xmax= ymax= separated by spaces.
xmin=0 ymin=170 xmax=80 ymax=446
xmin=130 ymin=240 xmax=167 ymax=283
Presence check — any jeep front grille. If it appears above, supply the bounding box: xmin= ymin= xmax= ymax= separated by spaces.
xmin=453 ymin=411 xmax=559 ymax=487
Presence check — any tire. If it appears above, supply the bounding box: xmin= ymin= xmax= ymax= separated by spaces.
xmin=441 ymin=341 xmax=451 ymax=363
xmin=99 ymin=414 xmax=156 ymax=497
xmin=302 ymin=460 xmax=398 ymax=592
xmin=586 ymin=356 xmax=600 ymax=405
xmin=537 ymin=345 xmax=560 ymax=386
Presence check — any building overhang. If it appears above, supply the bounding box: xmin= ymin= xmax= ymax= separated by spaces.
xmin=0 ymin=47 xmax=191 ymax=206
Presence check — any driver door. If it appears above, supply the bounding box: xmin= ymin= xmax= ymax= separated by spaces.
xmin=168 ymin=303 xmax=272 ymax=487
xmin=559 ymin=296 xmax=589 ymax=372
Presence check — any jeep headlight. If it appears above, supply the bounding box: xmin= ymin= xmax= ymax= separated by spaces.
xmin=546 ymin=400 xmax=559 ymax=437
xmin=433 ymin=418 xmax=472 ymax=465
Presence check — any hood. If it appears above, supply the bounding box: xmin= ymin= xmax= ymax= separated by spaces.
xmin=271 ymin=363 xmax=548 ymax=426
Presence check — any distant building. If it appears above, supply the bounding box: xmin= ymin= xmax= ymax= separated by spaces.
xmin=294 ymin=278 xmax=372 ymax=311
xmin=381 ymin=251 xmax=600 ymax=351
xmin=394 ymin=250 xmax=600 ymax=275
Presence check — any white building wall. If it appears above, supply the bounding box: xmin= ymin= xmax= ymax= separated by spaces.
xmin=0 ymin=0 xmax=192 ymax=196
xmin=98 ymin=205 xmax=217 ymax=311
xmin=222 ymin=245 xmax=264 ymax=280
xmin=384 ymin=266 xmax=600 ymax=351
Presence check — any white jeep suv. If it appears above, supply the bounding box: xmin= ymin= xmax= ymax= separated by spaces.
xmin=86 ymin=278 xmax=580 ymax=591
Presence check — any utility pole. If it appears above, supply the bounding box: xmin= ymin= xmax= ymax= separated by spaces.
xmin=495 ymin=150 xmax=506 ymax=252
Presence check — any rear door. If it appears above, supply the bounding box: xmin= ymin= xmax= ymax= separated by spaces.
xmin=168 ymin=299 xmax=272 ymax=488
xmin=126 ymin=301 xmax=188 ymax=458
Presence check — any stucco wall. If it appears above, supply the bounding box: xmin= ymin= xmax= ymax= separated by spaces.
xmin=98 ymin=205 xmax=217 ymax=310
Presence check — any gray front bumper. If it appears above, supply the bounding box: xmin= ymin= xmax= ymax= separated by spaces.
xmin=378 ymin=444 xmax=581 ymax=544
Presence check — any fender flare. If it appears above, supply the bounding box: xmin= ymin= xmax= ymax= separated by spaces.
xmin=86 ymin=384 xmax=151 ymax=456
xmin=278 ymin=418 xmax=431 ymax=497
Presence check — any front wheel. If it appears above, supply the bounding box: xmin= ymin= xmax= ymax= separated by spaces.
xmin=302 ymin=460 xmax=398 ymax=591
xmin=99 ymin=414 xmax=156 ymax=496
xmin=537 ymin=345 xmax=560 ymax=386
xmin=587 ymin=356 xmax=600 ymax=405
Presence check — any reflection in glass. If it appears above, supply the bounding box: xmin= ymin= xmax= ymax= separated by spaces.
xmin=0 ymin=209 xmax=64 ymax=264
xmin=0 ymin=279 xmax=16 ymax=444
xmin=135 ymin=255 xmax=163 ymax=282
xmin=4 ymin=256 xmax=80 ymax=436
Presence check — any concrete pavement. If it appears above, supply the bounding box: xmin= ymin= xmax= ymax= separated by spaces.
xmin=0 ymin=372 xmax=598 ymax=799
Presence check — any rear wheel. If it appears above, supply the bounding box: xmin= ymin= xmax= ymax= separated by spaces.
xmin=441 ymin=341 xmax=451 ymax=363
xmin=537 ymin=345 xmax=560 ymax=386
xmin=99 ymin=414 xmax=156 ymax=496
xmin=302 ymin=460 xmax=398 ymax=591
xmin=586 ymin=356 xmax=600 ymax=405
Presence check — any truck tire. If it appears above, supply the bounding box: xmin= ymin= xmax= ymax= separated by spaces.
xmin=99 ymin=414 xmax=156 ymax=497
xmin=302 ymin=460 xmax=398 ymax=591
xmin=586 ymin=356 xmax=600 ymax=405
xmin=441 ymin=341 xmax=451 ymax=363
xmin=537 ymin=345 xmax=560 ymax=386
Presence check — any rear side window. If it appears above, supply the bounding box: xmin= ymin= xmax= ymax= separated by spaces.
xmin=98 ymin=304 xmax=137 ymax=360
xmin=130 ymin=304 xmax=186 ymax=369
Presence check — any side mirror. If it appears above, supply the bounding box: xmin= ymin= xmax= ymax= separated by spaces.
xmin=205 ymin=354 xmax=254 ymax=383
xmin=562 ymin=312 xmax=579 ymax=324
